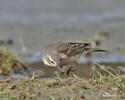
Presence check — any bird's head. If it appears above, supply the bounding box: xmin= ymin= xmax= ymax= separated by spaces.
xmin=42 ymin=50 xmax=60 ymax=67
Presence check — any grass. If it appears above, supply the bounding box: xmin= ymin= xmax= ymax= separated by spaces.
xmin=90 ymin=63 xmax=125 ymax=92
xmin=0 ymin=48 xmax=125 ymax=99
xmin=0 ymin=64 xmax=125 ymax=100
xmin=0 ymin=48 xmax=17 ymax=75
xmin=0 ymin=48 xmax=29 ymax=76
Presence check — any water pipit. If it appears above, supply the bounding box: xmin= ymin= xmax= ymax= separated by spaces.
xmin=42 ymin=42 xmax=107 ymax=76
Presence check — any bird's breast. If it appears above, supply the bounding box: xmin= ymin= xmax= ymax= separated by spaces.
xmin=60 ymin=54 xmax=80 ymax=67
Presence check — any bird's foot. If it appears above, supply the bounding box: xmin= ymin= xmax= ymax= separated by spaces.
xmin=66 ymin=66 xmax=76 ymax=77
xmin=59 ymin=71 xmax=64 ymax=77
xmin=54 ymin=71 xmax=64 ymax=78
xmin=57 ymin=65 xmax=65 ymax=77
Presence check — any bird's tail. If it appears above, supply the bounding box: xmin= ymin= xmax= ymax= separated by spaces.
xmin=84 ymin=48 xmax=109 ymax=58
xmin=85 ymin=48 xmax=110 ymax=53
xmin=87 ymin=48 xmax=109 ymax=53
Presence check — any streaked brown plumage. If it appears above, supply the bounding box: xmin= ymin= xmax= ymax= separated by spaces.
xmin=42 ymin=42 xmax=107 ymax=75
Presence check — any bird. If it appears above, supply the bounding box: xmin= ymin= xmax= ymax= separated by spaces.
xmin=42 ymin=42 xmax=108 ymax=76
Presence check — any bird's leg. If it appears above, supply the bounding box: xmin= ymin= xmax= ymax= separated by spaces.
xmin=66 ymin=67 xmax=75 ymax=77
xmin=66 ymin=63 xmax=77 ymax=77
xmin=57 ymin=65 xmax=65 ymax=77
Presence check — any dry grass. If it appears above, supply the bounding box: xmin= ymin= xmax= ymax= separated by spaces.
xmin=0 ymin=64 xmax=125 ymax=100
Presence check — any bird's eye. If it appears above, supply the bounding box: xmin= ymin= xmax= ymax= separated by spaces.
xmin=50 ymin=60 xmax=54 ymax=64
xmin=47 ymin=57 xmax=54 ymax=64
xmin=46 ymin=55 xmax=55 ymax=64
xmin=48 ymin=59 xmax=56 ymax=64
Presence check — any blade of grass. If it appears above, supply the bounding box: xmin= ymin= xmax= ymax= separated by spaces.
xmin=94 ymin=63 xmax=115 ymax=77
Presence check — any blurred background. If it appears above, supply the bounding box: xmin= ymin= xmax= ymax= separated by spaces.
xmin=0 ymin=0 xmax=125 ymax=52
xmin=0 ymin=0 xmax=125 ymax=78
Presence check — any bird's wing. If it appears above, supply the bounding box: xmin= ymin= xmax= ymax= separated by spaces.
xmin=46 ymin=42 xmax=70 ymax=53
xmin=65 ymin=42 xmax=91 ymax=57
xmin=46 ymin=42 xmax=108 ymax=57
xmin=46 ymin=42 xmax=91 ymax=56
